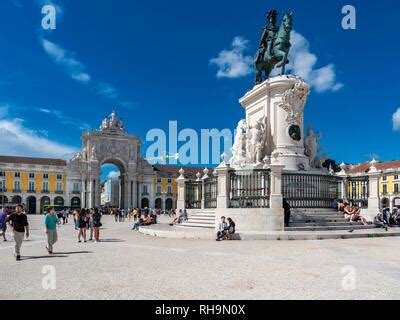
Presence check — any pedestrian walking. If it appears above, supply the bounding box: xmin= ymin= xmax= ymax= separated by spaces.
xmin=6 ymin=204 xmax=29 ymax=261
xmin=44 ymin=207 xmax=59 ymax=254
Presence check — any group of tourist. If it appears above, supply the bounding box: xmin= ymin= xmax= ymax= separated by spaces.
xmin=337 ymin=200 xmax=400 ymax=230
xmin=216 ymin=216 xmax=236 ymax=241
xmin=373 ymin=207 xmax=400 ymax=230
xmin=72 ymin=208 xmax=102 ymax=242
xmin=169 ymin=209 xmax=188 ymax=226
xmin=337 ymin=201 xmax=369 ymax=225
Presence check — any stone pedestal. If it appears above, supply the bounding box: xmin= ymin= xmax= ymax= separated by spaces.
xmin=364 ymin=171 xmax=380 ymax=222
xmin=215 ymin=165 xmax=232 ymax=209
xmin=269 ymin=164 xmax=285 ymax=209
xmin=176 ymin=174 xmax=187 ymax=211
xmin=239 ymin=75 xmax=310 ymax=171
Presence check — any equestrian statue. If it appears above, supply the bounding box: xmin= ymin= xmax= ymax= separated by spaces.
xmin=254 ymin=10 xmax=293 ymax=85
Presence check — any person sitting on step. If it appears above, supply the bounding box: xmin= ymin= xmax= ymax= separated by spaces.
xmin=343 ymin=203 xmax=353 ymax=221
xmin=224 ymin=218 xmax=236 ymax=240
xmin=373 ymin=211 xmax=389 ymax=231
xmin=350 ymin=204 xmax=368 ymax=226
xmin=169 ymin=209 xmax=183 ymax=226
xmin=216 ymin=216 xmax=228 ymax=241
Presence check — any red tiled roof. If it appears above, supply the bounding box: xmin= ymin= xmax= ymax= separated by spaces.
xmin=346 ymin=160 xmax=400 ymax=173
xmin=0 ymin=155 xmax=66 ymax=166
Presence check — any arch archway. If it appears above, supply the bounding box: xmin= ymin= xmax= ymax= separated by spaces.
xmin=71 ymin=197 xmax=81 ymax=208
xmin=165 ymin=198 xmax=173 ymax=210
xmin=11 ymin=195 xmax=22 ymax=205
xmin=26 ymin=196 xmax=36 ymax=214
xmin=155 ymin=198 xmax=162 ymax=209
xmin=40 ymin=196 xmax=51 ymax=213
xmin=54 ymin=196 xmax=64 ymax=206
xmin=73 ymin=111 xmax=147 ymax=210
xmin=141 ymin=198 xmax=149 ymax=209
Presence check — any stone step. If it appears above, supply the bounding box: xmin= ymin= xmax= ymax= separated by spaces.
xmin=285 ymin=225 xmax=376 ymax=232
xmin=189 ymin=214 xmax=216 ymax=218
xmin=292 ymin=209 xmax=339 ymax=213
xmin=179 ymin=222 xmax=215 ymax=229
xmin=140 ymin=224 xmax=400 ymax=241
xmin=289 ymin=221 xmax=373 ymax=227
xmin=188 ymin=216 xmax=215 ymax=222
xmin=293 ymin=212 xmax=342 ymax=216
xmin=292 ymin=215 xmax=346 ymax=220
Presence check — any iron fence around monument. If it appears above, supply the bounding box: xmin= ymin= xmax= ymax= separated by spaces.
xmin=347 ymin=176 xmax=369 ymax=208
xmin=282 ymin=173 xmax=342 ymax=208
xmin=229 ymin=169 xmax=271 ymax=208
xmin=185 ymin=181 xmax=202 ymax=209
xmin=204 ymin=175 xmax=217 ymax=209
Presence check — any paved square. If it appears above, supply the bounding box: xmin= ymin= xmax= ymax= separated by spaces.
xmin=1 ymin=215 xmax=399 ymax=300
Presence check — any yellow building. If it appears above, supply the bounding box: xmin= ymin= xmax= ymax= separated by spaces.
xmin=0 ymin=156 xmax=68 ymax=214
xmin=345 ymin=160 xmax=400 ymax=210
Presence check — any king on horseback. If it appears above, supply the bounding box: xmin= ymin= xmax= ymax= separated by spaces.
xmin=254 ymin=10 xmax=293 ymax=85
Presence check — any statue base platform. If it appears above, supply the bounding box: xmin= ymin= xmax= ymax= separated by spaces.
xmin=239 ymin=75 xmax=311 ymax=172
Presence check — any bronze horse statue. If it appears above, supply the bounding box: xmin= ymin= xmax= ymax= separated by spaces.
xmin=254 ymin=12 xmax=293 ymax=85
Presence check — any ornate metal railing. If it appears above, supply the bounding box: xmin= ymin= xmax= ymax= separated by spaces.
xmin=229 ymin=169 xmax=270 ymax=208
xmin=185 ymin=181 xmax=202 ymax=209
xmin=347 ymin=176 xmax=369 ymax=208
xmin=282 ymin=173 xmax=342 ymax=208
xmin=204 ymin=175 xmax=217 ymax=209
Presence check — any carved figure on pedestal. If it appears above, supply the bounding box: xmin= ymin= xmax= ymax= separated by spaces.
xmin=71 ymin=153 xmax=82 ymax=162
xmin=100 ymin=117 xmax=109 ymax=131
xmin=230 ymin=119 xmax=248 ymax=166
xmin=246 ymin=117 xmax=267 ymax=165
xmin=304 ymin=125 xmax=324 ymax=168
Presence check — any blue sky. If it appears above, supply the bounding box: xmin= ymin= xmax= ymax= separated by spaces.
xmin=0 ymin=0 xmax=399 ymax=175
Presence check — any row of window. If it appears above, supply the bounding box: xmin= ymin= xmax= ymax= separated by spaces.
xmin=142 ymin=184 xmax=173 ymax=195
xmin=0 ymin=180 xmax=63 ymax=193
xmin=382 ymin=175 xmax=399 ymax=181
xmin=382 ymin=183 xmax=399 ymax=194
xmin=0 ymin=171 xmax=63 ymax=180
xmin=156 ymin=178 xmax=172 ymax=184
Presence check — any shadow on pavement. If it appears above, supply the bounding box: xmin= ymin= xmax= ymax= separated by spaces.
xmin=21 ymin=255 xmax=68 ymax=260
xmin=53 ymin=251 xmax=93 ymax=255
xmin=98 ymin=239 xmax=125 ymax=243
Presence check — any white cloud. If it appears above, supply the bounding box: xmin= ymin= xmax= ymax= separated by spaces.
xmin=41 ymin=38 xmax=91 ymax=84
xmin=97 ymin=82 xmax=119 ymax=100
xmin=393 ymin=108 xmax=400 ymax=131
xmin=210 ymin=32 xmax=342 ymax=93
xmin=107 ymin=171 xmax=120 ymax=180
xmin=37 ymin=107 xmax=90 ymax=130
xmin=210 ymin=37 xmax=253 ymax=78
xmin=40 ymin=38 xmax=134 ymax=107
xmin=288 ymin=31 xmax=343 ymax=93
xmin=0 ymin=117 xmax=78 ymax=158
